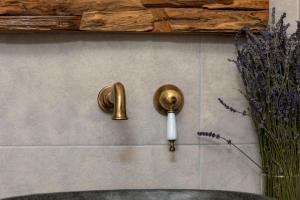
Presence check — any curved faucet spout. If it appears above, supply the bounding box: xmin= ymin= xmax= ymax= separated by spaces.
xmin=112 ymin=82 xmax=128 ymax=120
xmin=98 ymin=82 xmax=128 ymax=120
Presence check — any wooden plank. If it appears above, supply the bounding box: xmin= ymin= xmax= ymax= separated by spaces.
xmin=80 ymin=9 xmax=268 ymax=33
xmin=141 ymin=0 xmax=268 ymax=10
xmin=142 ymin=0 xmax=232 ymax=8
xmin=0 ymin=16 xmax=81 ymax=31
xmin=0 ymin=0 xmax=144 ymax=16
xmin=81 ymin=10 xmax=153 ymax=32
xmin=203 ymin=0 xmax=269 ymax=10
xmin=165 ymin=9 xmax=268 ymax=32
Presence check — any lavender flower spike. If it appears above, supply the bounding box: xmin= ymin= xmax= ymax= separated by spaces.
xmin=197 ymin=132 xmax=262 ymax=170
xmin=218 ymin=98 xmax=247 ymax=116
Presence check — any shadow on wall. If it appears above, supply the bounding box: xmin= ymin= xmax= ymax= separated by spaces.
xmin=0 ymin=32 xmax=235 ymax=45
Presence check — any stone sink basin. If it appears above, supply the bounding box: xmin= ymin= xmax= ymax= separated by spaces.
xmin=2 ymin=190 xmax=273 ymax=200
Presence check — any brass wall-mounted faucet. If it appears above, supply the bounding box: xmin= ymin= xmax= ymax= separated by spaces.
xmin=97 ymin=82 xmax=128 ymax=120
xmin=153 ymin=84 xmax=184 ymax=152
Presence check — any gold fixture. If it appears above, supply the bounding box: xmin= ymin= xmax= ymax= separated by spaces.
xmin=153 ymin=84 xmax=184 ymax=152
xmin=153 ymin=84 xmax=184 ymax=115
xmin=98 ymin=82 xmax=128 ymax=120
xmin=169 ymin=140 xmax=176 ymax=152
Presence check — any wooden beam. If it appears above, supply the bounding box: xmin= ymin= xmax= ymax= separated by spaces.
xmin=0 ymin=0 xmax=144 ymax=16
xmin=0 ymin=16 xmax=81 ymax=31
xmin=0 ymin=0 xmax=268 ymax=16
xmin=0 ymin=0 xmax=269 ymax=33
xmin=80 ymin=9 xmax=268 ymax=33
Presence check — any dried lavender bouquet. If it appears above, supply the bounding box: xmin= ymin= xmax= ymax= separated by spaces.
xmin=230 ymin=10 xmax=300 ymax=200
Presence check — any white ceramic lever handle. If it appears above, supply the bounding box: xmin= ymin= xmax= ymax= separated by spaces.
xmin=167 ymin=112 xmax=176 ymax=152
xmin=167 ymin=112 xmax=177 ymax=140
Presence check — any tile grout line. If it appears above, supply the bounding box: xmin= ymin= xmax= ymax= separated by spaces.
xmin=198 ymin=35 xmax=203 ymax=190
xmin=0 ymin=143 xmax=259 ymax=148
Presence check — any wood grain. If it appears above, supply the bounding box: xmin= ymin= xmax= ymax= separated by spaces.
xmin=80 ymin=9 xmax=268 ymax=33
xmin=140 ymin=0 xmax=268 ymax=10
xmin=81 ymin=10 xmax=153 ymax=32
xmin=141 ymin=0 xmax=232 ymax=8
xmin=0 ymin=0 xmax=269 ymax=33
xmin=165 ymin=9 xmax=268 ymax=32
xmin=0 ymin=16 xmax=80 ymax=31
xmin=0 ymin=0 xmax=144 ymax=16
xmin=203 ymin=0 xmax=268 ymax=10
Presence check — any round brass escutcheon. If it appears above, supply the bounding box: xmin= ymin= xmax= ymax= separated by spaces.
xmin=153 ymin=84 xmax=184 ymax=116
xmin=97 ymin=85 xmax=114 ymax=113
